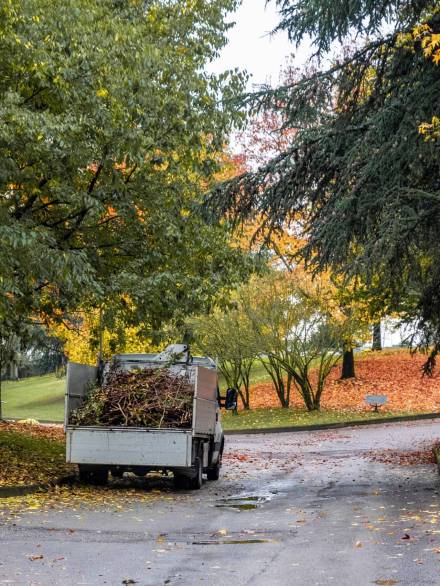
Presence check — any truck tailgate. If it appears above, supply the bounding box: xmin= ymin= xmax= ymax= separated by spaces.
xmin=66 ymin=427 xmax=192 ymax=467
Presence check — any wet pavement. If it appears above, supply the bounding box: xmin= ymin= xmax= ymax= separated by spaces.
xmin=1 ymin=419 xmax=440 ymax=585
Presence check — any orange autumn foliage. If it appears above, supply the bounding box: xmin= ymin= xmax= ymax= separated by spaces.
xmin=250 ymin=350 xmax=440 ymax=414
xmin=0 ymin=422 xmax=64 ymax=442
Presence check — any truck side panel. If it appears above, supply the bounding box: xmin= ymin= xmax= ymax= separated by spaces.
xmin=64 ymin=362 xmax=98 ymax=428
xmin=193 ymin=366 xmax=218 ymax=435
xmin=192 ymin=398 xmax=217 ymax=435
xmin=194 ymin=366 xmax=217 ymax=401
xmin=66 ymin=428 xmax=192 ymax=467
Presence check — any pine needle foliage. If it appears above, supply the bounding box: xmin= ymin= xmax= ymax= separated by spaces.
xmin=209 ymin=0 xmax=440 ymax=371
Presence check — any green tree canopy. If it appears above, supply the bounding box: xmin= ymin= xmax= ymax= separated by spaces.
xmin=0 ymin=0 xmax=250 ymax=340
xmin=210 ymin=0 xmax=440 ymax=370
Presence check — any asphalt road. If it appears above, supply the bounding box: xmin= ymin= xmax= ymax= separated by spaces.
xmin=1 ymin=420 xmax=440 ymax=586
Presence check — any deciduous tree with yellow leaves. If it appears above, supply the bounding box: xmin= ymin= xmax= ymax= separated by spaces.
xmin=0 ymin=0 xmax=253 ymax=350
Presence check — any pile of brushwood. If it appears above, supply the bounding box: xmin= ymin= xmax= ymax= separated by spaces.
xmin=70 ymin=367 xmax=194 ymax=428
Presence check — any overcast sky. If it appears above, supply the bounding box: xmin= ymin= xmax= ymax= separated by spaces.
xmin=209 ymin=0 xmax=313 ymax=88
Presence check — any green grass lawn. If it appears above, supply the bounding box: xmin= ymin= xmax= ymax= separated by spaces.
xmin=247 ymin=360 xmax=273 ymax=386
xmin=218 ymin=359 xmax=278 ymax=389
xmin=221 ymin=406 xmax=412 ymax=431
xmin=1 ymin=374 xmax=65 ymax=422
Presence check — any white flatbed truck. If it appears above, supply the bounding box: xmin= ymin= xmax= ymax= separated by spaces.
xmin=64 ymin=345 xmax=235 ymax=489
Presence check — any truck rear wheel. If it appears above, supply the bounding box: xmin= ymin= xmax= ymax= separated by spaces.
xmin=188 ymin=457 xmax=203 ymax=490
xmin=78 ymin=465 xmax=108 ymax=486
xmin=207 ymin=459 xmax=221 ymax=481
xmin=173 ymin=473 xmax=189 ymax=490
xmin=174 ymin=457 xmax=203 ymax=490
xmin=207 ymin=436 xmax=224 ymax=481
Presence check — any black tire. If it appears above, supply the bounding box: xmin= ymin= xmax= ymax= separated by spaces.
xmin=188 ymin=457 xmax=203 ymax=490
xmin=174 ymin=456 xmax=203 ymax=490
xmin=207 ymin=460 xmax=221 ymax=481
xmin=173 ymin=473 xmax=190 ymax=490
xmin=110 ymin=468 xmax=124 ymax=478
xmin=78 ymin=465 xmax=108 ymax=486
xmin=207 ymin=437 xmax=224 ymax=481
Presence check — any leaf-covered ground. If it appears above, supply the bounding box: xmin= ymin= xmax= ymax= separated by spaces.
xmin=249 ymin=350 xmax=440 ymax=413
xmin=0 ymin=422 xmax=184 ymax=514
xmin=0 ymin=422 xmax=73 ymax=487
xmin=0 ymin=482 xmax=172 ymax=521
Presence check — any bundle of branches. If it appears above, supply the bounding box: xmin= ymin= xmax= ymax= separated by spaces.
xmin=70 ymin=367 xmax=194 ymax=428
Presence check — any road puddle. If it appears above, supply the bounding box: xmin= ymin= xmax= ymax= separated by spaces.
xmin=192 ymin=538 xmax=271 ymax=545
xmin=215 ymin=495 xmax=269 ymax=510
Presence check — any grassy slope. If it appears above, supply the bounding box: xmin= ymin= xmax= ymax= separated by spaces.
xmin=2 ymin=374 xmax=65 ymax=421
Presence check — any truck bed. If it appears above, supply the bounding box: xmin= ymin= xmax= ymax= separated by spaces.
xmin=65 ymin=361 xmax=218 ymax=435
xmin=66 ymin=427 xmax=193 ymax=467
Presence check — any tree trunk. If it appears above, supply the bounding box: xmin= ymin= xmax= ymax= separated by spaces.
xmin=9 ymin=361 xmax=18 ymax=381
xmin=244 ymin=387 xmax=250 ymax=410
xmin=285 ymin=372 xmax=292 ymax=408
xmin=238 ymin=388 xmax=249 ymax=410
xmin=277 ymin=376 xmax=290 ymax=408
xmin=0 ymin=357 xmax=3 ymax=421
xmin=372 ymin=322 xmax=382 ymax=351
xmin=263 ymin=359 xmax=289 ymax=408
xmin=303 ymin=393 xmax=317 ymax=411
xmin=313 ymin=382 xmax=325 ymax=411
xmin=280 ymin=396 xmax=289 ymax=408
xmin=341 ymin=348 xmax=355 ymax=379
xmin=297 ymin=378 xmax=315 ymax=411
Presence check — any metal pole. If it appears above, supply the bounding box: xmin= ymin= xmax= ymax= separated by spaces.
xmin=98 ymin=307 xmax=104 ymax=363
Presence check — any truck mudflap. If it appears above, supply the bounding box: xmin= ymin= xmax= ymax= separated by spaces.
xmin=210 ymin=435 xmax=225 ymax=466
xmin=66 ymin=427 xmax=193 ymax=468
